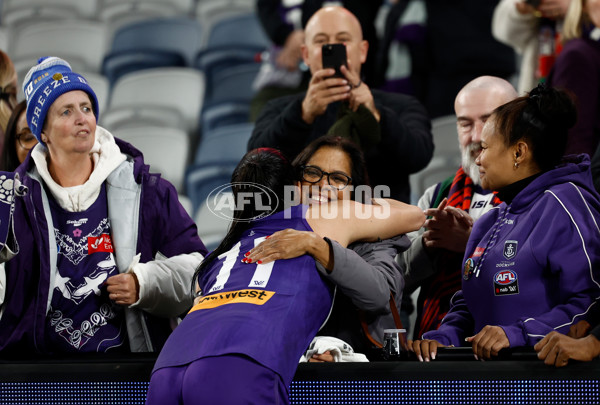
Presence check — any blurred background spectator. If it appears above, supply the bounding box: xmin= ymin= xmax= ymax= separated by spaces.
xmin=0 ymin=49 xmax=17 ymax=157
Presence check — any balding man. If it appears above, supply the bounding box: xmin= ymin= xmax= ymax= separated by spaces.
xmin=402 ymin=76 xmax=518 ymax=339
xmin=248 ymin=6 xmax=433 ymax=203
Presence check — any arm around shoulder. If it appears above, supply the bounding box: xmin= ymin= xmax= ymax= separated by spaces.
xmin=312 ymin=199 xmax=425 ymax=247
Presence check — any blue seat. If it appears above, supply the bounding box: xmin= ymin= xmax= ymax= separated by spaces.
xmin=204 ymin=12 xmax=269 ymax=50
xmin=102 ymin=51 xmax=186 ymax=86
xmin=194 ymin=123 xmax=254 ymax=166
xmin=185 ymin=161 xmax=239 ymax=216
xmin=194 ymin=46 xmax=262 ymax=106
xmin=102 ymin=17 xmax=203 ymax=83
xmin=205 ymin=62 xmax=261 ymax=106
xmin=195 ymin=45 xmax=261 ymax=82
xmin=200 ymin=101 xmax=251 ymax=139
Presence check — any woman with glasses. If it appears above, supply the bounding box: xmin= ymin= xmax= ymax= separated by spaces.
xmin=1 ymin=101 xmax=38 ymax=171
xmin=411 ymin=85 xmax=600 ymax=363
xmin=147 ymin=148 xmax=424 ymax=404
xmin=245 ymin=135 xmax=412 ymax=360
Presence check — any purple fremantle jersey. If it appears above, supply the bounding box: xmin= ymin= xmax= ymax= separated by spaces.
xmin=45 ymin=185 xmax=126 ymax=352
xmin=153 ymin=204 xmax=334 ymax=386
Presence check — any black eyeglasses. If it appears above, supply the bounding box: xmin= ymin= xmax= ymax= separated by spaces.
xmin=300 ymin=165 xmax=352 ymax=190
xmin=16 ymin=128 xmax=38 ymax=151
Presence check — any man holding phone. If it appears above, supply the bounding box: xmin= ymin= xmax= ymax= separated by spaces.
xmin=249 ymin=6 xmax=433 ymax=202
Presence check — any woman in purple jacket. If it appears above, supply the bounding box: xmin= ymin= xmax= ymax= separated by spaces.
xmin=0 ymin=57 xmax=207 ymax=354
xmin=411 ymin=84 xmax=600 ymax=362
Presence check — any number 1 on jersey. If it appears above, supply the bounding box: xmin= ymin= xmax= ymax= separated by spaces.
xmin=208 ymin=237 xmax=275 ymax=293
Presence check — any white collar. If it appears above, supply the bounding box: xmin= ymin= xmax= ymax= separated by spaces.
xmin=31 ymin=126 xmax=127 ymax=212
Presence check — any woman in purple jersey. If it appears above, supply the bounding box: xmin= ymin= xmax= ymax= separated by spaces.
xmin=411 ymin=84 xmax=600 ymax=363
xmin=146 ymin=148 xmax=425 ymax=405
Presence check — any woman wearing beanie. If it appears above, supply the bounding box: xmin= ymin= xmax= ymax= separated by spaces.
xmin=0 ymin=57 xmax=207 ymax=354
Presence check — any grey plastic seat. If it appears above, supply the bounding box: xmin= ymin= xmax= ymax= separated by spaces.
xmin=108 ymin=67 xmax=205 ymax=136
xmin=11 ymin=20 xmax=108 ymax=73
xmin=115 ymin=126 xmax=190 ymax=192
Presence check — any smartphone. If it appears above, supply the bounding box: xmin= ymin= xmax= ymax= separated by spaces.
xmin=321 ymin=43 xmax=347 ymax=78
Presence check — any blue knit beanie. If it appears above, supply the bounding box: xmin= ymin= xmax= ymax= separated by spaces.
xmin=22 ymin=57 xmax=99 ymax=145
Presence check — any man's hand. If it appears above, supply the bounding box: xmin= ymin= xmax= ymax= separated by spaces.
xmin=466 ymin=325 xmax=510 ymax=360
xmin=340 ymin=65 xmax=380 ymax=121
xmin=301 ymin=69 xmax=350 ymax=124
xmin=535 ymin=331 xmax=600 ymax=367
xmin=422 ymin=198 xmax=474 ymax=252
xmin=105 ymin=273 xmax=139 ymax=306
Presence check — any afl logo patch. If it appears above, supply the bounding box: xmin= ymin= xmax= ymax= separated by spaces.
xmin=494 ymin=269 xmax=519 ymax=296
xmin=494 ymin=270 xmax=517 ymax=285
xmin=503 ymin=240 xmax=518 ymax=260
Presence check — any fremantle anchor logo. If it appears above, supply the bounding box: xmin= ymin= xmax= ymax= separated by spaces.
xmin=503 ymin=240 xmax=518 ymax=260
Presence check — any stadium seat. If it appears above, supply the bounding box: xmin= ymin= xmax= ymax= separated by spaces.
xmin=0 ymin=28 xmax=8 ymax=54
xmin=100 ymin=105 xmax=186 ymax=133
xmin=195 ymin=0 xmax=255 ymax=42
xmin=2 ymin=0 xmax=98 ymax=20
xmin=84 ymin=72 xmax=110 ymax=118
xmin=185 ymin=161 xmax=239 ymax=217
xmin=115 ymin=126 xmax=190 ymax=192
xmin=408 ymin=114 xmax=462 ymax=205
xmin=10 ymin=20 xmax=108 ymax=73
xmin=99 ymin=2 xmax=180 ymax=37
xmin=194 ymin=122 xmax=254 ymax=166
xmin=1 ymin=7 xmax=79 ymax=31
xmin=102 ymin=17 xmax=204 ymax=84
xmin=107 ymin=67 xmax=205 ymax=137
xmin=203 ymin=12 xmax=270 ymax=50
xmin=101 ymin=0 xmax=194 ymax=16
xmin=102 ymin=51 xmax=186 ymax=87
xmin=430 ymin=114 xmax=461 ymax=160
xmin=194 ymin=190 xmax=234 ymax=252
xmin=199 ymin=101 xmax=251 ymax=139
xmin=204 ymin=62 xmax=261 ymax=106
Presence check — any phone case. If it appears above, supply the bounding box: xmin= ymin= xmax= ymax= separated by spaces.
xmin=322 ymin=44 xmax=347 ymax=78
